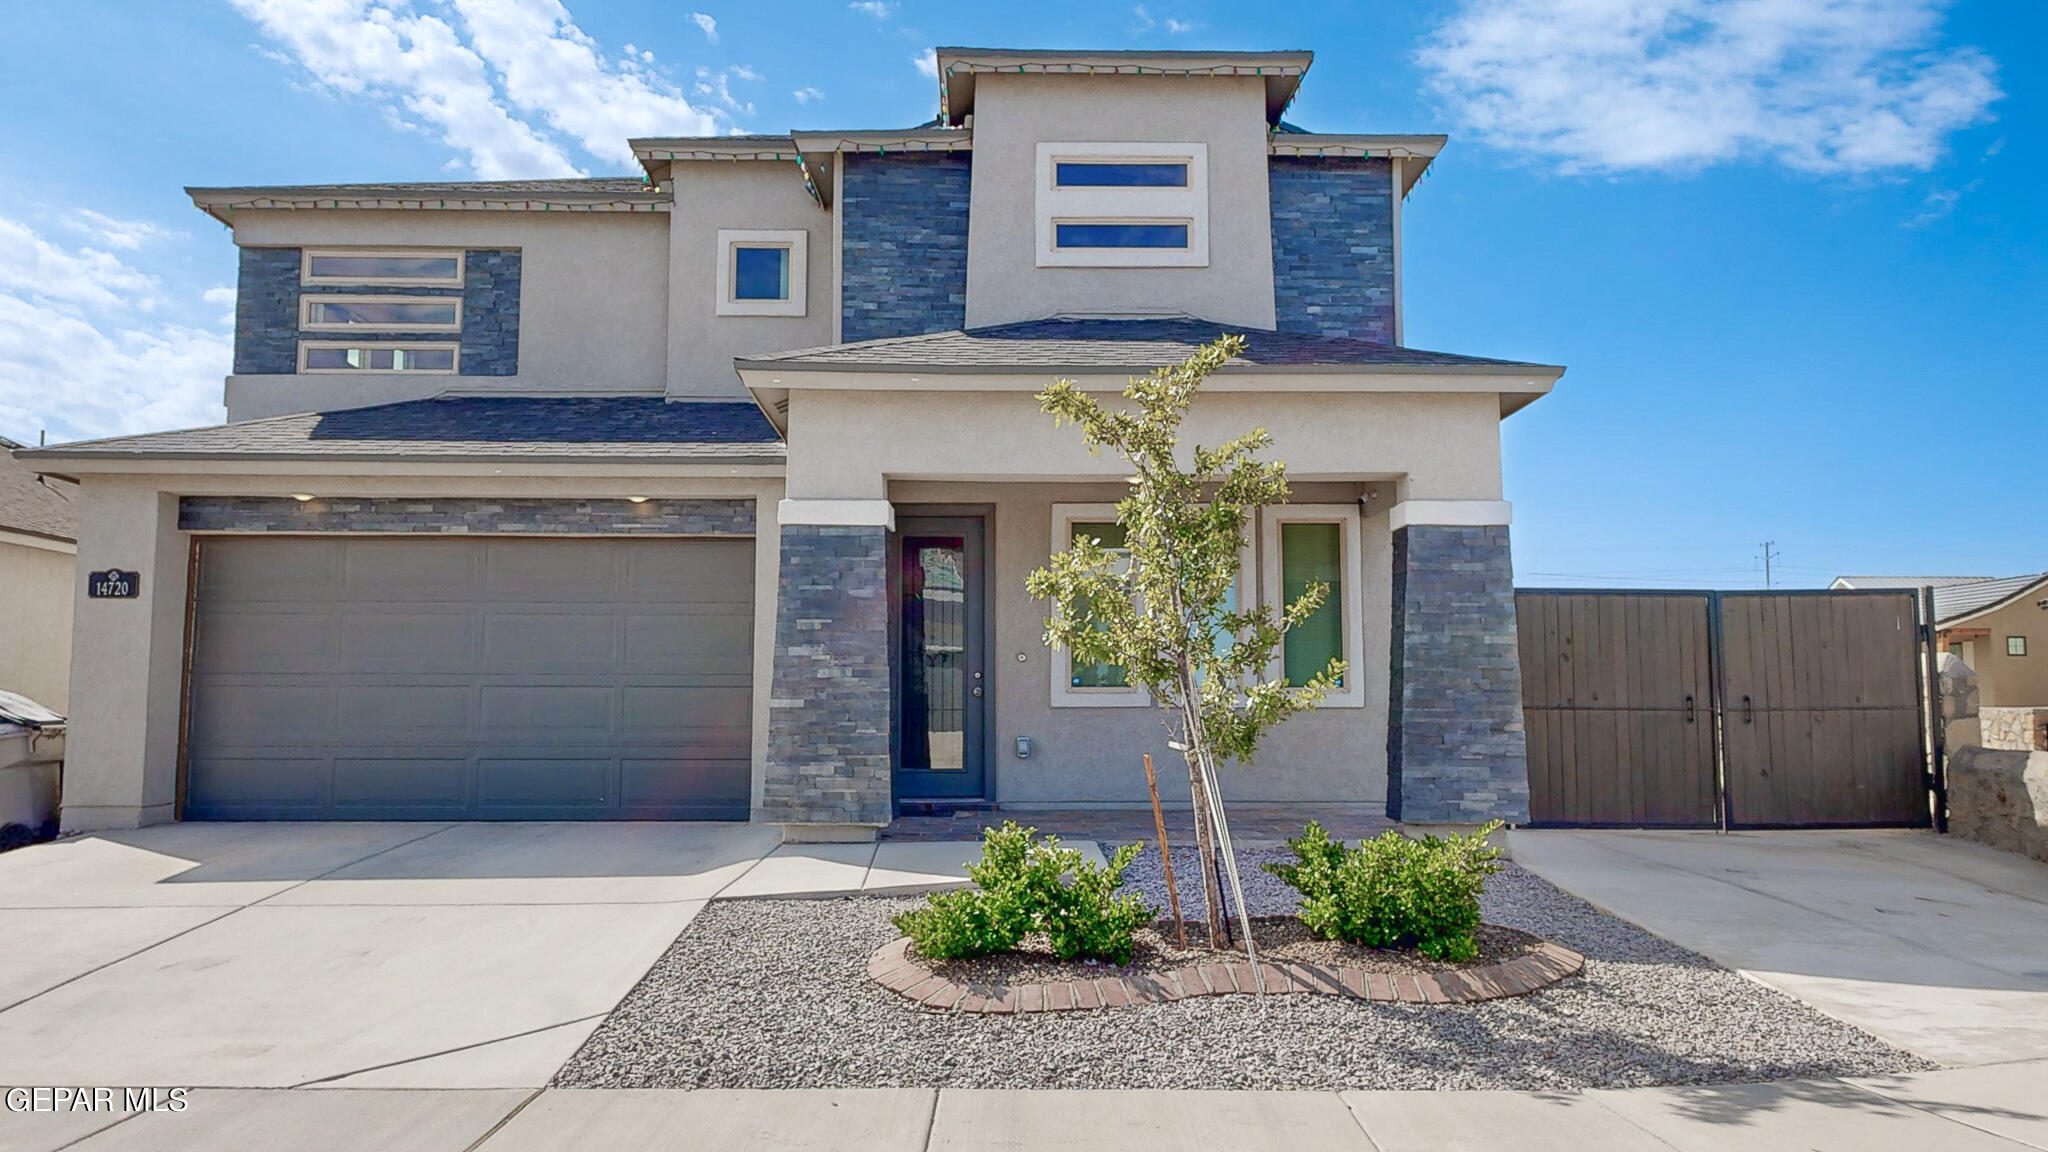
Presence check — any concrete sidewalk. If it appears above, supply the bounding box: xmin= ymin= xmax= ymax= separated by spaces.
xmin=7 ymin=1062 xmax=2046 ymax=1151
xmin=1507 ymin=828 xmax=2048 ymax=1067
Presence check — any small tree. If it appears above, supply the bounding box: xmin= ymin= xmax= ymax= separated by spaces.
xmin=1026 ymin=336 xmax=1345 ymax=967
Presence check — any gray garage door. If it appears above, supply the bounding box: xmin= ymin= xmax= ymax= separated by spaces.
xmin=183 ymin=536 xmax=753 ymax=820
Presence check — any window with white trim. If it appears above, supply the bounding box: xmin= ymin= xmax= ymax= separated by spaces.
xmin=1259 ymin=504 xmax=1364 ymax=708
xmin=300 ymin=295 xmax=461 ymax=332
xmin=299 ymin=342 xmax=459 ymax=373
xmin=1048 ymin=503 xmax=1254 ymax=708
xmin=1036 ymin=142 xmax=1208 ymax=268
xmin=302 ymin=250 xmax=464 ymax=287
xmin=715 ymin=229 xmax=808 ymax=317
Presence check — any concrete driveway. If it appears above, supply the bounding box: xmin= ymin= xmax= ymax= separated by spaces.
xmin=1509 ymin=828 xmax=2048 ymax=1067
xmin=0 ymin=821 xmax=779 ymax=1089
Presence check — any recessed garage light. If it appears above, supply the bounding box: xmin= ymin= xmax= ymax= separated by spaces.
xmin=290 ymin=493 xmax=315 ymax=502
xmin=627 ymin=496 xmax=650 ymax=503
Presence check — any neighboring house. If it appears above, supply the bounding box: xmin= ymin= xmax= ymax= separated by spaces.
xmin=17 ymin=47 xmax=1562 ymax=838
xmin=1828 ymin=576 xmax=1992 ymax=592
xmin=1933 ymin=574 xmax=2048 ymax=708
xmin=0 ymin=437 xmax=77 ymax=712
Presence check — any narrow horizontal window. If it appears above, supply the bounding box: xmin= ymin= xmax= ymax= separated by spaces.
xmin=300 ymin=344 xmax=458 ymax=373
xmin=1055 ymin=161 xmax=1188 ymax=188
xmin=302 ymin=297 xmax=460 ymax=331
xmin=303 ymin=250 xmax=464 ymax=286
xmin=1281 ymin=521 xmax=1344 ymax=687
xmin=1054 ymin=222 xmax=1190 ymax=250
xmin=732 ymin=246 xmax=790 ymax=301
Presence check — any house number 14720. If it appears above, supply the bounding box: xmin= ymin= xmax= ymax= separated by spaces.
xmin=88 ymin=569 xmax=141 ymax=599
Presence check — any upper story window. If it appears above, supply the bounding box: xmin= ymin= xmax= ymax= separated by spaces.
xmin=2009 ymin=636 xmax=2029 ymax=657
xmin=716 ymin=229 xmax=808 ymax=317
xmin=300 ymin=296 xmax=461 ymax=332
xmin=1036 ymin=142 xmax=1208 ymax=269
xmin=302 ymin=249 xmax=464 ymax=287
xmin=299 ymin=342 xmax=458 ymax=373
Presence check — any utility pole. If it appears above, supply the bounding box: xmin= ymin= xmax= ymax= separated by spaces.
xmin=1758 ymin=540 xmax=1780 ymax=589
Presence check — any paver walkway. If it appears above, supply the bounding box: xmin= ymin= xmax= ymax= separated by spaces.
xmin=1508 ymin=828 xmax=2048 ymax=1067
xmin=882 ymin=803 xmax=1393 ymax=845
xmin=7 ymin=1064 xmax=2046 ymax=1151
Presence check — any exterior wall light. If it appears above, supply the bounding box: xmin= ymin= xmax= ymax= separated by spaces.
xmin=290 ymin=493 xmax=315 ymax=502
xmin=627 ymin=496 xmax=650 ymax=504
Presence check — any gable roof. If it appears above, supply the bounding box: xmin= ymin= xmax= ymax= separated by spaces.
xmin=1830 ymin=575 xmax=1993 ymax=591
xmin=1934 ymin=573 xmax=2048 ymax=627
xmin=16 ymin=397 xmax=784 ymax=468
xmin=736 ymin=318 xmax=1560 ymax=375
xmin=0 ymin=437 xmax=77 ymax=543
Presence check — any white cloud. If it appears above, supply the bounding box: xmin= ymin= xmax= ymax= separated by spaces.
xmin=229 ymin=0 xmax=727 ymax=178
xmin=1130 ymin=5 xmax=1196 ymax=33
xmin=849 ymin=1 xmax=895 ymax=18
xmin=912 ymin=51 xmax=938 ymax=80
xmin=1165 ymin=18 xmax=1197 ymax=33
xmin=202 ymin=285 xmax=238 ymax=326
xmin=793 ymin=86 xmax=824 ymax=104
xmin=688 ymin=12 xmax=717 ymax=42
xmin=694 ymin=65 xmax=758 ymax=115
xmin=0 ymin=214 xmax=227 ymax=445
xmin=1417 ymin=0 xmax=2002 ymax=174
xmin=64 ymin=209 xmax=173 ymax=252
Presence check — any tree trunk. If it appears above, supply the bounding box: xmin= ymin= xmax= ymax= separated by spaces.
xmin=1183 ymin=739 xmax=1229 ymax=949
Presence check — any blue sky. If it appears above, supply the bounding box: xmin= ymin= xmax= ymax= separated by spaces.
xmin=0 ymin=0 xmax=2039 ymax=588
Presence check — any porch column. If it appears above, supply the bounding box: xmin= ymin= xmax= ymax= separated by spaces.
xmin=62 ymin=482 xmax=189 ymax=832
xmin=1385 ymin=500 xmax=1530 ymax=824
xmin=762 ymin=499 xmax=895 ymax=838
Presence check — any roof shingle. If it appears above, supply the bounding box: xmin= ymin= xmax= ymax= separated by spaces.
xmin=0 ymin=437 xmax=77 ymax=541
xmin=20 ymin=397 xmax=784 ymax=465
xmin=736 ymin=318 xmax=1558 ymax=373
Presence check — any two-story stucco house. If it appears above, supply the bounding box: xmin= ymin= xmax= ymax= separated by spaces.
xmin=20 ymin=47 xmax=1561 ymax=840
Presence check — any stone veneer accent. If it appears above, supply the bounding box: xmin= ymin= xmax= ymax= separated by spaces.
xmin=1946 ymin=746 xmax=2048 ymax=863
xmin=840 ymin=153 xmax=970 ymax=342
xmin=867 ymin=935 xmax=1583 ymax=1013
xmin=1387 ymin=524 xmax=1531 ymax=824
xmin=1269 ymin=156 xmax=1395 ymax=344
xmin=1980 ymin=706 xmax=2048 ymax=752
xmin=178 ymin=496 xmax=754 ymax=535
xmin=232 ymin=247 xmax=521 ymax=377
xmin=763 ymin=524 xmax=893 ymax=826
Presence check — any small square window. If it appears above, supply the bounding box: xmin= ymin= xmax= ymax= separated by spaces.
xmin=732 ymin=246 xmax=790 ymax=301
xmin=2009 ymin=636 xmax=2028 ymax=657
xmin=715 ymin=229 xmax=807 ymax=317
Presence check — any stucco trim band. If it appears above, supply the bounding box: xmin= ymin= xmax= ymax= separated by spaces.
xmin=778 ymin=499 xmax=896 ymax=529
xmin=1388 ymin=500 xmax=1512 ymax=530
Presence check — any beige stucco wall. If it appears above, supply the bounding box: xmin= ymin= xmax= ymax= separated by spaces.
xmin=666 ymin=162 xmax=835 ymax=400
xmin=893 ymin=479 xmax=1392 ymax=807
xmin=56 ymin=469 xmax=784 ymax=832
xmin=226 ymin=209 xmax=671 ymax=421
xmin=0 ymin=535 xmax=76 ymax=711
xmin=1962 ymin=596 xmax=2048 ymax=708
xmin=963 ymin=74 xmax=1277 ymax=329
xmin=781 ymin=388 xmax=1505 ymax=503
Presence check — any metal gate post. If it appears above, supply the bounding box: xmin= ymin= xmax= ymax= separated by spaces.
xmin=1921 ymin=585 xmax=1947 ymax=833
xmin=1706 ymin=591 xmax=1732 ymax=833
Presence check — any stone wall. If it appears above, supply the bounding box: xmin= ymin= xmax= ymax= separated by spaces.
xmin=178 ymin=496 xmax=754 ymax=535
xmin=1981 ymin=706 xmax=2048 ymax=751
xmin=1269 ymin=156 xmax=1396 ymax=344
xmin=1386 ymin=524 xmax=1530 ymax=824
xmin=1947 ymin=745 xmax=2048 ymax=863
xmin=232 ymin=247 xmax=521 ymax=376
xmin=840 ymin=153 xmax=971 ymax=342
xmin=762 ymin=524 xmax=893 ymax=827
xmin=1939 ymin=652 xmax=1981 ymax=749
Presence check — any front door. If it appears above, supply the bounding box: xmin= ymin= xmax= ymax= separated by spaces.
xmin=894 ymin=516 xmax=987 ymax=802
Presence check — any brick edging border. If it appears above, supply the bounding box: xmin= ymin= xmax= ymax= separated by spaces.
xmin=867 ymin=935 xmax=1584 ymax=1014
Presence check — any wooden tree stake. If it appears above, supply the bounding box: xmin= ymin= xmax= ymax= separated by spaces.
xmin=1143 ymin=753 xmax=1187 ymax=949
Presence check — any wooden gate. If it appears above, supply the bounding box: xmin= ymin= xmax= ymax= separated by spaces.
xmin=1517 ymin=589 xmax=1931 ymax=829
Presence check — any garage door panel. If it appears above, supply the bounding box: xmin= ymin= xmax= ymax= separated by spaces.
xmin=340 ymin=614 xmax=478 ymax=671
xmin=189 ymin=684 xmax=330 ymax=747
xmin=485 ymin=614 xmax=617 ymax=666
xmin=623 ymin=613 xmax=753 ymax=669
xmin=342 ymin=542 xmax=480 ymax=600
xmin=195 ymin=611 xmax=339 ymax=673
xmin=624 ymin=540 xmax=753 ymax=601
xmin=486 ymin=542 xmax=617 ymax=601
xmin=199 ymin=538 xmax=340 ymax=602
xmin=333 ymin=758 xmax=469 ymax=807
xmin=335 ymin=685 xmax=473 ymax=738
xmin=476 ymin=758 xmax=611 ymax=807
xmin=187 ymin=757 xmax=330 ymax=809
xmin=186 ymin=536 xmax=754 ymax=821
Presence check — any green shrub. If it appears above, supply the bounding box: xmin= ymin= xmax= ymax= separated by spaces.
xmin=1264 ymin=820 xmax=1504 ymax=962
xmin=891 ymin=822 xmax=1156 ymax=964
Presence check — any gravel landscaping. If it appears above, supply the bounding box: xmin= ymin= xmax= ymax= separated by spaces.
xmin=555 ymin=851 xmax=1935 ymax=1091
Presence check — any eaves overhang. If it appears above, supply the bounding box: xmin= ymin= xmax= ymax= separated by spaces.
xmin=935 ymin=47 xmax=1313 ymax=126
xmin=1269 ymin=134 xmax=1448 ymax=196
